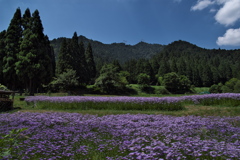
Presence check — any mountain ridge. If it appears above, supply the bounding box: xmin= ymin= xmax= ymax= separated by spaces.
xmin=50 ymin=35 xmax=165 ymax=64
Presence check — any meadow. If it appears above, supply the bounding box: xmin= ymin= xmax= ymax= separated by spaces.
xmin=0 ymin=93 xmax=240 ymax=159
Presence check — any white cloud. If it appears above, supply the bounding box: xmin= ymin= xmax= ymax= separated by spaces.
xmin=191 ymin=0 xmax=240 ymax=46
xmin=191 ymin=0 xmax=240 ymax=25
xmin=217 ymin=28 xmax=240 ymax=46
xmin=215 ymin=0 xmax=240 ymax=26
xmin=209 ymin=8 xmax=217 ymax=12
xmin=191 ymin=0 xmax=215 ymax=11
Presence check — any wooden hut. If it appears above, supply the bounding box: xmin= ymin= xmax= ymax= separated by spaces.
xmin=0 ymin=90 xmax=15 ymax=111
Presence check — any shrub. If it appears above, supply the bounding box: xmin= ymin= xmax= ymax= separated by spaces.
xmin=137 ymin=73 xmax=150 ymax=87
xmin=234 ymin=80 xmax=240 ymax=93
xmin=209 ymin=84 xmax=222 ymax=93
xmin=0 ymin=84 xmax=8 ymax=91
xmin=95 ymin=64 xmax=128 ymax=94
xmin=163 ymin=72 xmax=192 ymax=94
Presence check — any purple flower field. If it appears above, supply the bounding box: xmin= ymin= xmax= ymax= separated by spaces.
xmin=25 ymin=96 xmax=184 ymax=111
xmin=0 ymin=112 xmax=240 ymax=159
xmin=25 ymin=93 xmax=240 ymax=104
xmin=24 ymin=93 xmax=240 ymax=111
xmin=25 ymin=96 xmax=182 ymax=104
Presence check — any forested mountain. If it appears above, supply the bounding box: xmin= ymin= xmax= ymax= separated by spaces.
xmin=50 ymin=36 xmax=240 ymax=88
xmin=50 ymin=36 xmax=165 ymax=64
xmin=148 ymin=40 xmax=240 ymax=87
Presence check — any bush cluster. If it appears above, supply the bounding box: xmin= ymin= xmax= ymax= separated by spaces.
xmin=210 ymin=78 xmax=240 ymax=93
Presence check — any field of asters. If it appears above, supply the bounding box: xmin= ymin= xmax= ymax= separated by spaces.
xmin=24 ymin=93 xmax=240 ymax=111
xmin=0 ymin=112 xmax=240 ymax=159
xmin=24 ymin=96 xmax=184 ymax=111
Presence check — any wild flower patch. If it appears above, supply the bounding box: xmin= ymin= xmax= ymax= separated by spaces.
xmin=0 ymin=112 xmax=239 ymax=159
xmin=25 ymin=93 xmax=240 ymax=111
xmin=25 ymin=96 xmax=184 ymax=111
xmin=181 ymin=93 xmax=240 ymax=106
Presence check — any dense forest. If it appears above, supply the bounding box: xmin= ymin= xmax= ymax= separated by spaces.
xmin=1 ymin=8 xmax=240 ymax=95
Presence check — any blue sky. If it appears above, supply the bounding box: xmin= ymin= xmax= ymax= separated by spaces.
xmin=0 ymin=0 xmax=240 ymax=49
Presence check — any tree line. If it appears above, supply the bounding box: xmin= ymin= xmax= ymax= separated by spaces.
xmin=50 ymin=32 xmax=96 ymax=93
xmin=1 ymin=8 xmax=240 ymax=95
xmin=123 ymin=41 xmax=240 ymax=87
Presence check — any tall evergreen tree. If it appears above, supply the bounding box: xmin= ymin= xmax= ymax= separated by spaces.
xmin=3 ymin=8 xmax=22 ymax=90
xmin=158 ymin=60 xmax=170 ymax=77
xmin=0 ymin=30 xmax=6 ymax=84
xmin=41 ymin=35 xmax=55 ymax=84
xmin=15 ymin=9 xmax=54 ymax=94
xmin=56 ymin=38 xmax=72 ymax=75
xmin=112 ymin=60 xmax=122 ymax=72
xmin=149 ymin=58 xmax=159 ymax=75
xmin=177 ymin=58 xmax=186 ymax=76
xmin=85 ymin=42 xmax=96 ymax=83
xmin=136 ymin=59 xmax=154 ymax=84
xmin=32 ymin=10 xmax=44 ymax=38
xmin=70 ymin=32 xmax=89 ymax=84
xmin=200 ymin=63 xmax=213 ymax=87
xmin=123 ymin=59 xmax=138 ymax=83
xmin=218 ymin=60 xmax=232 ymax=83
xmin=169 ymin=59 xmax=177 ymax=73
xmin=22 ymin=8 xmax=31 ymax=30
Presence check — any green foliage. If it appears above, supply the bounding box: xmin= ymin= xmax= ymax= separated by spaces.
xmin=209 ymin=84 xmax=222 ymax=93
xmin=15 ymin=9 xmax=54 ymax=95
xmin=157 ymin=76 xmax=164 ymax=86
xmin=233 ymin=80 xmax=240 ymax=93
xmin=154 ymin=86 xmax=170 ymax=95
xmin=70 ymin=32 xmax=89 ymax=84
xmin=178 ymin=75 xmax=192 ymax=93
xmin=0 ymin=128 xmax=28 ymax=159
xmin=158 ymin=60 xmax=170 ymax=76
xmin=163 ymin=72 xmax=178 ymax=93
xmin=49 ymin=69 xmax=79 ymax=92
xmin=51 ymin=37 xmax=165 ymax=65
xmin=225 ymin=78 xmax=238 ymax=91
xmin=3 ymin=8 xmax=22 ymax=90
xmin=163 ymin=72 xmax=192 ymax=94
xmin=56 ymin=38 xmax=72 ymax=74
xmin=221 ymin=85 xmax=232 ymax=93
xmin=95 ymin=64 xmax=128 ymax=94
xmin=210 ymin=78 xmax=240 ymax=93
xmin=0 ymin=31 xmax=6 ymax=84
xmin=137 ymin=73 xmax=150 ymax=86
xmin=123 ymin=59 xmax=138 ymax=83
xmin=222 ymin=78 xmax=240 ymax=93
xmin=85 ymin=42 xmax=96 ymax=84
xmin=0 ymin=84 xmax=8 ymax=91
xmin=136 ymin=59 xmax=155 ymax=83
xmin=151 ymin=40 xmax=240 ymax=87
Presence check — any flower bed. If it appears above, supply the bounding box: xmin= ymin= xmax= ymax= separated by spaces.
xmin=25 ymin=93 xmax=240 ymax=111
xmin=181 ymin=93 xmax=240 ymax=106
xmin=0 ymin=112 xmax=239 ymax=159
xmin=25 ymin=96 xmax=184 ymax=111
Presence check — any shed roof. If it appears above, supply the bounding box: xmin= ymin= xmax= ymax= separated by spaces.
xmin=0 ymin=90 xmax=15 ymax=94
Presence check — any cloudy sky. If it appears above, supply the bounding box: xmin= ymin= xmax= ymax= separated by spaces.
xmin=0 ymin=0 xmax=240 ymax=49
